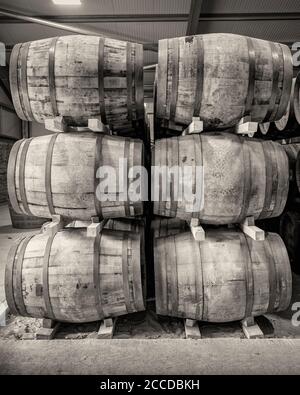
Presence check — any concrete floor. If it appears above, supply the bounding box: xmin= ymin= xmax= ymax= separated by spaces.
xmin=0 ymin=339 xmax=300 ymax=375
xmin=0 ymin=203 xmax=300 ymax=375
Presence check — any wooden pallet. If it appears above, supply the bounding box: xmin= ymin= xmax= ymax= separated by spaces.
xmin=184 ymin=317 xmax=267 ymax=340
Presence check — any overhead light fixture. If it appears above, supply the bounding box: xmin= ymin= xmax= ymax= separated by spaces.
xmin=52 ymin=0 xmax=82 ymax=5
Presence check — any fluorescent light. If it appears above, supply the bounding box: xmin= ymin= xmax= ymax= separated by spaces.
xmin=52 ymin=0 xmax=82 ymax=5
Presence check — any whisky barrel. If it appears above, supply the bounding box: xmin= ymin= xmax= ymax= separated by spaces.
xmin=9 ymin=204 xmax=47 ymax=229
xmin=105 ymin=218 xmax=147 ymax=298
xmin=259 ymin=123 xmax=271 ymax=135
xmin=296 ymin=152 xmax=300 ymax=193
xmin=9 ymin=35 xmax=144 ymax=132
xmin=151 ymin=217 xmax=188 ymax=238
xmin=280 ymin=211 xmax=300 ymax=274
xmin=7 ymin=133 xmax=144 ymax=220
xmin=275 ymin=74 xmax=300 ymax=131
xmin=5 ymin=228 xmax=145 ymax=322
xmin=157 ymin=33 xmax=293 ymax=130
xmin=67 ymin=218 xmax=147 ymax=297
xmin=282 ymin=143 xmax=300 ymax=196
xmin=153 ymin=133 xmax=289 ymax=224
xmin=154 ymin=229 xmax=292 ymax=322
xmin=105 ymin=218 xmax=144 ymax=233
xmin=0 ymin=137 xmax=15 ymax=203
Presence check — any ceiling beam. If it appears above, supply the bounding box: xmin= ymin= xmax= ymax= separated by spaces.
xmin=186 ymin=0 xmax=203 ymax=36
xmin=0 ymin=7 xmax=158 ymax=52
xmin=0 ymin=13 xmax=189 ymax=23
xmin=1 ymin=11 xmax=300 ymax=24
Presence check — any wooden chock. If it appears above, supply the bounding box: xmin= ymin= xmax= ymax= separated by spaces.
xmin=235 ymin=116 xmax=258 ymax=136
xmin=0 ymin=300 xmax=9 ymax=327
xmin=184 ymin=319 xmax=202 ymax=339
xmin=42 ymin=215 xmax=66 ymax=236
xmin=97 ymin=318 xmax=117 ymax=339
xmin=240 ymin=216 xmax=265 ymax=241
xmin=182 ymin=117 xmax=204 ymax=136
xmin=36 ymin=319 xmax=61 ymax=340
xmin=189 ymin=218 xmax=205 ymax=241
xmin=241 ymin=317 xmax=264 ymax=339
xmin=87 ymin=217 xmax=108 ymax=238
xmin=44 ymin=116 xmax=69 ymax=133
xmin=88 ymin=118 xmax=111 ymax=135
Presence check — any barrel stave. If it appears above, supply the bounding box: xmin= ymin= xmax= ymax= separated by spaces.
xmin=156 ymin=33 xmax=293 ymax=130
xmin=10 ymin=35 xmax=144 ymax=131
xmin=8 ymin=133 xmax=144 ymax=220
xmin=154 ymin=230 xmax=292 ymax=322
xmin=153 ymin=133 xmax=289 ymax=224
xmin=6 ymin=229 xmax=144 ymax=323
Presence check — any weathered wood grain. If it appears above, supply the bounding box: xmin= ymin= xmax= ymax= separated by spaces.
xmin=279 ymin=211 xmax=300 ymax=275
xmin=275 ymin=73 xmax=300 ymax=131
xmin=8 ymin=133 xmax=144 ymax=220
xmin=9 ymin=35 xmax=144 ymax=132
xmin=153 ymin=133 xmax=289 ymax=224
xmin=156 ymin=33 xmax=293 ymax=130
xmin=0 ymin=138 xmax=14 ymax=203
xmin=154 ymin=229 xmax=292 ymax=322
xmin=5 ymin=228 xmax=145 ymax=323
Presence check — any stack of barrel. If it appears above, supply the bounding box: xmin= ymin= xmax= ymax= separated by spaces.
xmin=5 ymin=35 xmax=146 ymax=323
xmin=153 ymin=33 xmax=293 ymax=323
xmin=276 ymin=139 xmax=300 ymax=275
xmin=258 ymin=73 xmax=300 ymax=139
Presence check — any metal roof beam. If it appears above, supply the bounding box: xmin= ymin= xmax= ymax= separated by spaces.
xmin=0 ymin=7 xmax=158 ymax=51
xmin=1 ymin=11 xmax=300 ymax=24
xmin=186 ymin=0 xmax=203 ymax=36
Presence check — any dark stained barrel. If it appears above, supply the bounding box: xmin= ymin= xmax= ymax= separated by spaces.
xmin=297 ymin=152 xmax=300 ymax=193
xmin=155 ymin=229 xmax=292 ymax=322
xmin=9 ymin=35 xmax=144 ymax=132
xmin=282 ymin=143 xmax=300 ymax=197
xmin=259 ymin=123 xmax=271 ymax=135
xmin=5 ymin=228 xmax=145 ymax=323
xmin=7 ymin=133 xmax=144 ymax=221
xmin=280 ymin=211 xmax=300 ymax=274
xmin=156 ymin=33 xmax=293 ymax=130
xmin=153 ymin=133 xmax=289 ymax=224
xmin=275 ymin=74 xmax=300 ymax=131
xmin=151 ymin=217 xmax=188 ymax=238
xmin=0 ymin=137 xmax=14 ymax=203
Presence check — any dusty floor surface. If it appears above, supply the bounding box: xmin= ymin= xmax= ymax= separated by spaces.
xmin=1 ymin=339 xmax=300 ymax=375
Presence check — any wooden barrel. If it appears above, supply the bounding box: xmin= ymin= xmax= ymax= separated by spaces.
xmin=296 ymin=151 xmax=300 ymax=193
xmin=259 ymin=123 xmax=271 ymax=135
xmin=5 ymin=228 xmax=145 ymax=323
xmin=0 ymin=137 xmax=15 ymax=203
xmin=7 ymin=133 xmax=144 ymax=220
xmin=275 ymin=74 xmax=300 ymax=131
xmin=67 ymin=218 xmax=147 ymax=298
xmin=153 ymin=133 xmax=289 ymax=224
xmin=280 ymin=211 xmax=300 ymax=274
xmin=156 ymin=33 xmax=293 ymax=130
xmin=154 ymin=229 xmax=292 ymax=322
xmin=9 ymin=35 xmax=144 ymax=132
xmin=151 ymin=217 xmax=188 ymax=238
xmin=9 ymin=204 xmax=47 ymax=229
xmin=281 ymin=143 xmax=300 ymax=196
xmin=105 ymin=218 xmax=147 ymax=299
